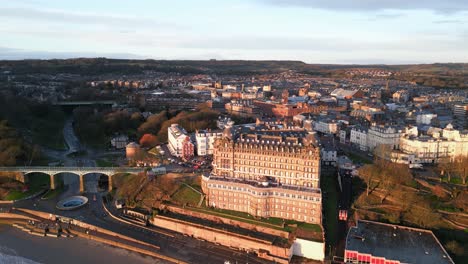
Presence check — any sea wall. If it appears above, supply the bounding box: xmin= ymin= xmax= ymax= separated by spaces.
xmin=166 ymin=205 xmax=290 ymax=238
xmin=152 ymin=214 xmax=291 ymax=264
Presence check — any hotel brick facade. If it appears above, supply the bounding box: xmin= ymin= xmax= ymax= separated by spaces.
xmin=202 ymin=128 xmax=323 ymax=224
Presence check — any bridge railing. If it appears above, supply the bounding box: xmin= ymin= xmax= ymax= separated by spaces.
xmin=0 ymin=166 xmax=144 ymax=172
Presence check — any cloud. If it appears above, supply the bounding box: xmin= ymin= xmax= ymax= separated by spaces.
xmin=433 ymin=19 xmax=464 ymax=24
xmin=259 ymin=0 xmax=468 ymax=13
xmin=0 ymin=6 xmax=182 ymax=29
xmin=364 ymin=12 xmax=406 ymax=22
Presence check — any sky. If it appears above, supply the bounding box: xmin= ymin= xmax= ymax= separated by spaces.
xmin=0 ymin=0 xmax=467 ymax=64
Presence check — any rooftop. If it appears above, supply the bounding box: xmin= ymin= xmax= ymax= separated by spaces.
xmin=346 ymin=220 xmax=454 ymax=264
xmin=206 ymin=175 xmax=322 ymax=195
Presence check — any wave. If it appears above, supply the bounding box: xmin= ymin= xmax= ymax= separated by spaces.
xmin=0 ymin=246 xmax=42 ymax=264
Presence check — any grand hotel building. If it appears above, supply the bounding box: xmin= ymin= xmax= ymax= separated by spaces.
xmin=201 ymin=126 xmax=323 ymax=224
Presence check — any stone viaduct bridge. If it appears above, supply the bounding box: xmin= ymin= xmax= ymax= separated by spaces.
xmin=0 ymin=167 xmax=145 ymax=192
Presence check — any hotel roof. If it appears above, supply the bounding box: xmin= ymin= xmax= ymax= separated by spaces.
xmin=346 ymin=220 xmax=454 ymax=264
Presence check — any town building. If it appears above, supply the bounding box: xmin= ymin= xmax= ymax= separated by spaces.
xmin=202 ymin=175 xmax=322 ymax=223
xmin=313 ymin=118 xmax=338 ymax=135
xmin=367 ymin=125 xmax=401 ymax=151
xmin=321 ymin=144 xmax=337 ymax=166
xmin=399 ymin=124 xmax=468 ymax=163
xmin=111 ymin=135 xmax=129 ymax=149
xmin=225 ymin=99 xmax=260 ymax=117
xmin=195 ymin=129 xmax=223 ymax=156
xmin=168 ymin=124 xmax=193 ymax=158
xmin=350 ymin=126 xmax=369 ymax=151
xmin=392 ymin=90 xmax=410 ymax=103
xmin=201 ymin=126 xmax=323 ymax=224
xmin=416 ymin=112 xmax=437 ymax=125
xmin=345 ymin=220 xmax=454 ymax=264
xmin=330 ymin=88 xmax=364 ymax=100
xmin=125 ymin=142 xmax=141 ymax=160
xmin=453 ymin=103 xmax=468 ymax=129
xmin=181 ymin=136 xmax=195 ymax=161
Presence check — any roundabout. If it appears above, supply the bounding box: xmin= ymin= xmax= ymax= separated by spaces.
xmin=56 ymin=195 xmax=88 ymax=210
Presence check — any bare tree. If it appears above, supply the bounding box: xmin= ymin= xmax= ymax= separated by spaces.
xmin=373 ymin=144 xmax=395 ymax=162
xmin=453 ymin=155 xmax=468 ymax=185
xmin=358 ymin=164 xmax=379 ymax=196
xmin=437 ymin=157 xmax=455 ymax=182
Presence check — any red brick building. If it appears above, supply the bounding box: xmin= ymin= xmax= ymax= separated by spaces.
xmin=345 ymin=220 xmax=454 ymax=264
xmin=181 ymin=136 xmax=194 ymax=161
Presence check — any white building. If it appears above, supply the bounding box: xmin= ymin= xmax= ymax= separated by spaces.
xmin=313 ymin=119 xmax=338 ymax=135
xmin=321 ymin=146 xmax=337 ymax=166
xmin=168 ymin=124 xmax=190 ymax=157
xmin=195 ymin=130 xmax=223 ymax=156
xmin=350 ymin=127 xmax=368 ymax=151
xmin=416 ymin=113 xmax=437 ymax=125
xmin=399 ymin=124 xmax=468 ymax=163
xmin=111 ymin=135 xmax=129 ymax=149
xmin=367 ymin=125 xmax=401 ymax=151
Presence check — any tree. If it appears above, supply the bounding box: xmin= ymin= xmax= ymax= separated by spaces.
xmin=445 ymin=241 xmax=464 ymax=256
xmin=139 ymin=134 xmax=159 ymax=148
xmin=452 ymin=155 xmax=468 ymax=185
xmin=137 ymin=111 xmax=168 ymax=136
xmin=437 ymin=158 xmax=455 ymax=182
xmin=0 ymin=120 xmax=24 ymax=166
xmin=438 ymin=155 xmax=468 ymax=184
xmin=373 ymin=144 xmax=395 ymax=162
xmin=432 ymin=185 xmax=446 ymax=199
xmin=357 ymin=164 xmax=379 ymax=196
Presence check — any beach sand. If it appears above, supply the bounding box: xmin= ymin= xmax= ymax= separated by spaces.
xmin=0 ymin=225 xmax=166 ymax=264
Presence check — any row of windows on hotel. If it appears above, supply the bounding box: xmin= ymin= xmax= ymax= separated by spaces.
xmin=216 ymin=153 xmax=318 ymax=165
xmin=209 ymin=193 xmax=320 ymax=209
xmin=233 ymin=164 xmax=318 ymax=173
xmin=211 ymin=200 xmax=318 ymax=215
xmin=216 ymin=164 xmax=318 ymax=178
xmin=211 ymin=202 xmax=317 ymax=223
xmin=207 ymin=183 xmax=321 ymax=202
xmin=220 ymin=143 xmax=316 ymax=153
xmin=210 ymin=173 xmax=318 ymax=187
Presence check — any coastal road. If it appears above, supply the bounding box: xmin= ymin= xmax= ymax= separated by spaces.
xmin=14 ymin=195 xmax=271 ymax=264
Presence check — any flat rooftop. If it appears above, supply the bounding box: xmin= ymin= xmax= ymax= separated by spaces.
xmin=346 ymin=220 xmax=454 ymax=264
xmin=207 ymin=175 xmax=321 ymax=195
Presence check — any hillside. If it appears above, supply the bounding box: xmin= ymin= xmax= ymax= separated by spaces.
xmin=1 ymin=59 xmax=466 ymax=88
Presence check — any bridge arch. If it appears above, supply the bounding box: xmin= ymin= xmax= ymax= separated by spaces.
xmin=52 ymin=172 xmax=81 ymax=192
xmin=0 ymin=167 xmax=144 ymax=193
xmin=22 ymin=171 xmax=52 ymax=191
xmin=81 ymin=172 xmax=112 ymax=192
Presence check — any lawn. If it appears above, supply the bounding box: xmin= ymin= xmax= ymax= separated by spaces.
xmin=171 ymin=185 xmax=202 ymax=206
xmin=41 ymin=184 xmax=64 ymax=200
xmin=5 ymin=173 xmax=49 ymax=201
xmin=96 ymin=159 xmax=114 ymax=167
xmin=191 ymin=206 xmax=286 ymax=231
xmin=347 ymin=152 xmax=372 ymax=164
xmin=189 ymin=205 xmax=322 ymax=234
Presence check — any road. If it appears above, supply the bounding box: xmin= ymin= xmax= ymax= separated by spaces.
xmin=13 ymin=194 xmax=271 ymax=264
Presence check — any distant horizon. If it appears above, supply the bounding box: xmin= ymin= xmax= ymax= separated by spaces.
xmin=1 ymin=51 xmax=467 ymax=66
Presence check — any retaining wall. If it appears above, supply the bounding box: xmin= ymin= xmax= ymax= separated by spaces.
xmin=152 ymin=215 xmax=291 ymax=264
xmin=166 ymin=205 xmax=290 ymax=239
